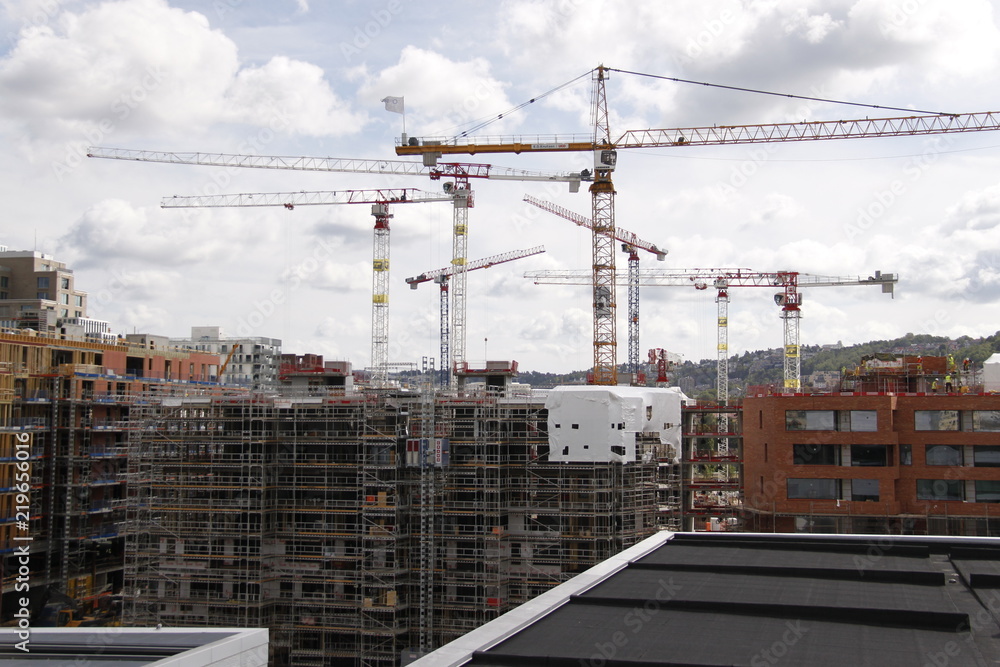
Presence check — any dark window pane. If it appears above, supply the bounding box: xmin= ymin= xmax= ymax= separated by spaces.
xmin=917 ymin=479 xmax=963 ymax=501
xmin=974 ymin=446 xmax=1000 ymax=467
xmin=793 ymin=444 xmax=839 ymax=465
xmin=852 ymin=479 xmax=879 ymax=501
xmin=787 ymin=478 xmax=840 ymax=499
xmin=976 ymin=480 xmax=1000 ymax=503
xmin=926 ymin=445 xmax=963 ymax=466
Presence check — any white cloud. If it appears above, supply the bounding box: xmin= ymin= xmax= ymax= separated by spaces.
xmin=0 ymin=0 xmax=365 ymax=153
xmin=359 ymin=46 xmax=516 ymax=137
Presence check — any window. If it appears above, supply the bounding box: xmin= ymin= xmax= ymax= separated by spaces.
xmin=852 ymin=479 xmax=879 ymax=501
xmin=975 ymin=481 xmax=1000 ymax=503
xmin=973 ymin=446 xmax=1000 ymax=467
xmin=851 ymin=445 xmax=889 ymax=466
xmin=36 ymin=292 xmax=49 ymax=300
xmin=793 ymin=444 xmax=839 ymax=465
xmin=60 ymin=293 xmax=69 ymax=304
xmin=900 ymin=444 xmax=912 ymax=465
xmin=925 ymin=444 xmax=963 ymax=466
xmin=785 ymin=410 xmax=876 ymax=431
xmin=972 ymin=411 xmax=1000 ymax=432
xmin=74 ymin=295 xmax=83 ymax=307
xmin=37 ymin=277 xmax=49 ymax=288
xmin=844 ymin=411 xmax=878 ymax=432
xmin=787 ymin=478 xmax=841 ymax=499
xmin=917 ymin=479 xmax=964 ymax=501
xmin=786 ymin=410 xmax=834 ymax=430
xmin=60 ymin=277 xmax=69 ymax=289
xmin=0 ymin=276 xmax=7 ymax=288
xmin=60 ymin=309 xmax=68 ymax=317
xmin=915 ymin=410 xmax=959 ymax=431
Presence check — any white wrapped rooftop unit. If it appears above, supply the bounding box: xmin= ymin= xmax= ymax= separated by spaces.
xmin=984 ymin=353 xmax=1000 ymax=392
xmin=544 ymin=386 xmax=686 ymax=463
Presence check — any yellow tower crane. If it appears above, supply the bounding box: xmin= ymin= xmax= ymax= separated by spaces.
xmin=394 ymin=65 xmax=1000 ymax=385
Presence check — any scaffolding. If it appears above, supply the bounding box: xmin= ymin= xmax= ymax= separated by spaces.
xmin=122 ymin=384 xmax=665 ymax=666
xmin=681 ymin=403 xmax=744 ymax=532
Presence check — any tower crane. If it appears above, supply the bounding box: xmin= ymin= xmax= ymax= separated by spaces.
xmin=87 ymin=147 xmax=585 ymax=386
xmin=405 ymin=246 xmax=546 ymax=385
xmin=162 ymin=187 xmax=454 ymax=387
xmin=395 ymin=65 xmax=1000 ymax=385
xmin=525 ymin=267 xmax=898 ymax=393
xmin=522 ymin=194 xmax=666 ymax=382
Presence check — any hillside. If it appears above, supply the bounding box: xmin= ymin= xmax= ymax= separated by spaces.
xmin=517 ymin=331 xmax=1000 ymax=396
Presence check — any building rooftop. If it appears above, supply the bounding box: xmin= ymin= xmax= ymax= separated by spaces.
xmin=412 ymin=531 xmax=1000 ymax=667
xmin=0 ymin=627 xmax=267 ymax=666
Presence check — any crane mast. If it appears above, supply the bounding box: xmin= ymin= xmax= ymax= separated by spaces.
xmin=395 ymin=68 xmax=1000 ymax=385
xmin=527 ymin=267 xmax=898 ymax=390
xmin=90 ymin=147 xmax=582 ymax=387
xmin=406 ymin=246 xmax=545 ymax=386
xmin=590 ymin=66 xmax=618 ymax=385
xmin=162 ymin=187 xmax=453 ymax=387
xmin=521 ymin=194 xmax=666 ymax=383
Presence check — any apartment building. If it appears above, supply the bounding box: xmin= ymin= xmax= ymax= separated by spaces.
xmin=743 ymin=387 xmax=1000 ymax=535
xmin=171 ymin=326 xmax=282 ymax=385
xmin=0 ymin=330 xmax=221 ymax=623
xmin=122 ymin=382 xmax=677 ymax=666
xmin=0 ymin=249 xmax=88 ymax=333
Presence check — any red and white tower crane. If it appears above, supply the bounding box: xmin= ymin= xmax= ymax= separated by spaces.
xmin=522 ymin=194 xmax=666 ymax=383
xmin=87 ymin=147 xmax=584 ymax=385
xmin=526 ymin=267 xmax=898 ymax=393
xmin=394 ymin=65 xmax=1000 ymax=386
xmin=161 ymin=187 xmax=454 ymax=387
xmin=405 ymin=246 xmax=545 ymax=385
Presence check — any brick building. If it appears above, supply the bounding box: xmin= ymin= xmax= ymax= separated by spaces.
xmin=743 ymin=390 xmax=1000 ymax=535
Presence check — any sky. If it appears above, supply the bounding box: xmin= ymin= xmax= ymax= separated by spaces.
xmin=2 ymin=0 xmax=1000 ymax=375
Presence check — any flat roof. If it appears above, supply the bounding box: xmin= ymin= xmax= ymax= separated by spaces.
xmin=0 ymin=627 xmax=267 ymax=666
xmin=412 ymin=531 xmax=1000 ymax=667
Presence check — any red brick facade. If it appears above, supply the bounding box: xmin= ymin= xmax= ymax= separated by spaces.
xmin=743 ymin=393 xmax=1000 ymax=535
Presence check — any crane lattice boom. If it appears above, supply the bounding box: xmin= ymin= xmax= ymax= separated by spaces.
xmin=406 ymin=246 xmax=546 ymax=288
xmin=522 ymin=195 xmax=666 ymax=260
xmin=88 ymin=146 xmax=585 ymax=186
xmin=161 ymin=188 xmax=454 ymax=208
xmin=394 ymin=111 xmax=1000 ymax=155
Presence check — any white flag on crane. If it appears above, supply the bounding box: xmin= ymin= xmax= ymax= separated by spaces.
xmin=382 ymin=96 xmax=404 ymax=114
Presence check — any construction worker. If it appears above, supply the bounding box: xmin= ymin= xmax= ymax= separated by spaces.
xmin=964 ymin=357 xmax=971 ymax=371
xmin=945 ymin=374 xmax=953 ymax=393
xmin=931 ymin=378 xmax=938 ymax=393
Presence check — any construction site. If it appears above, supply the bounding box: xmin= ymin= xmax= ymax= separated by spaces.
xmin=121 ymin=362 xmax=692 ymax=665
xmin=4 ymin=63 xmax=999 ymax=667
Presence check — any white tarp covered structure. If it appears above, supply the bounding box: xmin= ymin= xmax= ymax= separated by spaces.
xmin=544 ymin=385 xmax=688 ymax=463
xmin=983 ymin=352 xmax=1000 ymax=392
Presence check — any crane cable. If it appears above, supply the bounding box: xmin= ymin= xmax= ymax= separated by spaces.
xmin=445 ymin=70 xmax=593 ymax=140
xmin=607 ymin=67 xmax=955 ymax=117
xmin=449 ymin=65 xmax=959 ymax=143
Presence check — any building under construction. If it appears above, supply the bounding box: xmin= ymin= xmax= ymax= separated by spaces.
xmin=122 ymin=361 xmax=688 ymax=666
